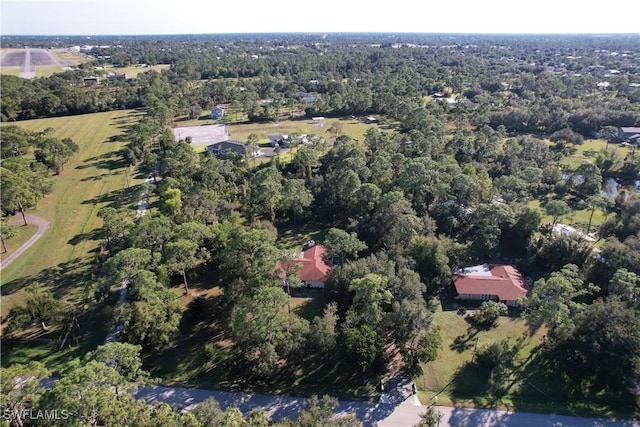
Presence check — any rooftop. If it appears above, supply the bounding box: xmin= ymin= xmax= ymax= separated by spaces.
xmin=453 ymin=264 xmax=528 ymax=302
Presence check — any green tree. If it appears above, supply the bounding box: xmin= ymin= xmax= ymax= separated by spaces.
xmin=115 ymin=270 xmax=181 ymax=350
xmin=608 ymin=268 xmax=639 ymax=301
xmin=324 ymin=228 xmax=367 ymax=265
xmin=473 ymin=301 xmax=508 ymax=328
xmin=552 ymin=297 xmax=640 ymax=390
xmin=219 ymin=226 xmax=280 ymax=299
xmin=6 ymin=289 xmax=69 ymax=333
xmin=583 ymin=195 xmax=611 ymax=235
xmin=98 ymin=206 xmax=134 ymax=251
xmin=191 ymin=397 xmax=226 ymax=427
xmin=279 ymin=179 xmax=313 ymax=226
xmin=544 ymin=199 xmax=571 ymax=228
xmin=87 ymin=342 xmax=148 ymax=382
xmin=344 ymin=324 xmax=383 ymax=372
xmin=33 ymin=135 xmax=77 ymax=174
xmin=230 ymin=286 xmax=309 ymax=377
xmin=522 ymin=264 xmax=599 ymax=336
xmin=0 ymin=362 xmax=50 ymax=427
xmin=165 ymin=238 xmax=203 ymax=295
xmin=0 ymin=214 xmax=18 ymax=253
xmin=347 ymin=273 xmax=392 ymax=329
xmin=415 ymin=406 xmax=443 ymax=427
xmin=309 ymin=302 xmax=339 ymax=355
xmin=402 ymin=326 xmax=442 ymax=373
xmin=40 ymin=359 xmax=136 ymax=426
xmin=160 ymin=187 xmax=183 ymax=218
xmin=292 ymin=395 xmax=359 ymax=427
xmin=327 ymin=121 xmax=343 ymax=140
xmin=1 ymin=160 xmax=51 ymax=225
xmin=250 ymin=167 xmax=282 ymax=222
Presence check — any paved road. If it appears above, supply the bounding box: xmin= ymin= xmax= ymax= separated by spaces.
xmin=0 ymin=215 xmax=50 ymax=270
xmin=133 ymin=384 xmax=640 ymax=427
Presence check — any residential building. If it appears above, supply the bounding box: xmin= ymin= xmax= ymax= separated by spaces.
xmin=210 ymin=106 xmax=225 ymax=120
xmin=278 ymin=241 xmax=331 ymax=288
xmin=453 ymin=264 xmax=528 ymax=307
xmin=618 ymin=127 xmax=640 ymax=143
xmin=206 ymin=140 xmax=262 ymax=158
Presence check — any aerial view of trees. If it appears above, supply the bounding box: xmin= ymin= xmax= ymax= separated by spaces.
xmin=2 ymin=32 xmax=640 ymax=422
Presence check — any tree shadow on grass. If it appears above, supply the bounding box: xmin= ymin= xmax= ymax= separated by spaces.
xmin=74 ymin=155 xmax=128 ymax=171
xmin=0 ymin=257 xmax=93 ymax=301
xmin=67 ymin=228 xmax=102 ymax=246
xmin=448 ymin=361 xmax=492 ymax=407
xmin=507 ymin=351 xmax=639 ymax=418
xmin=450 ymin=327 xmax=479 ymax=353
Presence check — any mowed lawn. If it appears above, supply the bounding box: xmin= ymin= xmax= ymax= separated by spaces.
xmin=0 ymin=110 xmax=145 ymax=320
xmin=417 ymin=302 xmax=546 ymax=407
xmin=417 ymin=302 xmax=638 ymax=417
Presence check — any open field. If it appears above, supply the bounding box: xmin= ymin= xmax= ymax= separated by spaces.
xmin=553 ymin=138 xmax=631 ymax=170
xmin=0 ymin=110 xmax=145 ymax=322
xmin=176 ymin=114 xmax=384 ymax=145
xmin=98 ymin=64 xmax=171 ymax=78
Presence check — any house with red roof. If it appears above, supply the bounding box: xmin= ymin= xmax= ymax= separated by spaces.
xmin=278 ymin=241 xmax=331 ymax=288
xmin=452 ymin=264 xmax=528 ymax=307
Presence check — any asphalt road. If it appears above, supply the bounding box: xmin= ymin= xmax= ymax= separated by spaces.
xmin=0 ymin=214 xmax=50 ymax=270
xmin=133 ymin=384 xmax=640 ymax=427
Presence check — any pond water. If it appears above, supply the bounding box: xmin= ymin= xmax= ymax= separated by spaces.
xmin=600 ymin=177 xmax=640 ymax=199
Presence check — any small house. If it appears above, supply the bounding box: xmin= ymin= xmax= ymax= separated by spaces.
xmin=206 ymin=140 xmax=261 ymax=159
xmin=210 ymin=106 xmax=225 ymax=120
xmin=453 ymin=264 xmax=528 ymax=307
xmin=278 ymin=242 xmax=331 ymax=288
xmin=618 ymin=127 xmax=640 ymax=143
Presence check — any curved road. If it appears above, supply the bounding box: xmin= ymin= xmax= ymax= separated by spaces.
xmin=0 ymin=215 xmax=50 ymax=270
xmin=133 ymin=384 xmax=640 ymax=427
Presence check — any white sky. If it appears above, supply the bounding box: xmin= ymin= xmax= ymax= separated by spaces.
xmin=1 ymin=0 xmax=639 ymax=36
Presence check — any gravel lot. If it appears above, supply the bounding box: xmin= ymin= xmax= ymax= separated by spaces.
xmin=173 ymin=124 xmax=230 ymax=147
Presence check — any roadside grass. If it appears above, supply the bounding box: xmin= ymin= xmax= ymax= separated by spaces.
xmin=417 ymin=301 xmax=639 ymax=418
xmin=0 ymin=110 xmax=144 ymax=324
xmin=0 ymin=224 xmax=38 ymax=263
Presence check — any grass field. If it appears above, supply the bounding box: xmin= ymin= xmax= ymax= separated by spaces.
xmin=0 ymin=110 xmax=146 ymax=321
xmin=417 ymin=301 xmax=638 ymax=417
xmin=177 ymin=113 xmax=384 ymax=145
xmin=553 ymin=138 xmax=631 ymax=170
xmin=97 ymin=64 xmax=171 ymax=78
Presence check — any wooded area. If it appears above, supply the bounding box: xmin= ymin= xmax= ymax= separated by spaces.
xmin=1 ymin=33 xmax=640 ymax=425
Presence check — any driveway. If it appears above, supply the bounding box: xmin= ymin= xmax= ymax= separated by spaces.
xmin=0 ymin=215 xmax=50 ymax=270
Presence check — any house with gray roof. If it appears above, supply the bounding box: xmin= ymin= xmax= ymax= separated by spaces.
xmin=618 ymin=127 xmax=640 ymax=143
xmin=206 ymin=140 xmax=262 ymax=159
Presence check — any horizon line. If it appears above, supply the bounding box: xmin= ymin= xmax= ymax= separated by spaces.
xmin=2 ymin=31 xmax=640 ymax=37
